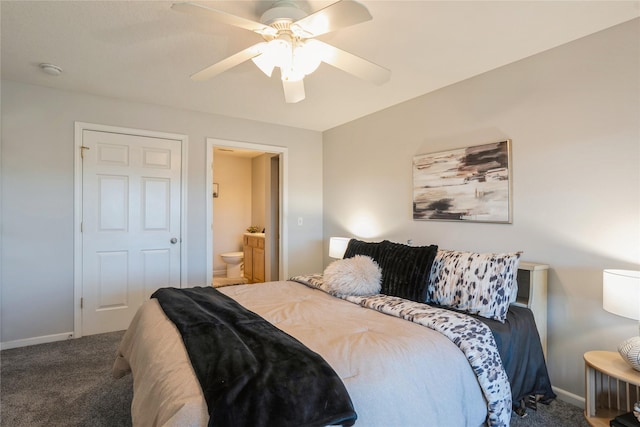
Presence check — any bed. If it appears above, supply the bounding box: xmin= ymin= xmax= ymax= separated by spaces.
xmin=113 ymin=240 xmax=555 ymax=427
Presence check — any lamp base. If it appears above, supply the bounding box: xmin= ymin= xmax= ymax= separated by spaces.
xmin=619 ymin=336 xmax=640 ymax=371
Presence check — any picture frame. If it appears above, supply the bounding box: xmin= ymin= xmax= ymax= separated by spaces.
xmin=213 ymin=183 xmax=219 ymax=198
xmin=412 ymin=140 xmax=512 ymax=223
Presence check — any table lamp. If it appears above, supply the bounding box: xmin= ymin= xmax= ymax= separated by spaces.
xmin=603 ymin=269 xmax=640 ymax=371
xmin=329 ymin=237 xmax=350 ymax=259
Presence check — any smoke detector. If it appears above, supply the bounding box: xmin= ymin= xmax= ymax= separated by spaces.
xmin=39 ymin=63 xmax=63 ymax=76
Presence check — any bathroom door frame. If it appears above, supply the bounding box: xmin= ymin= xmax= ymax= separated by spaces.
xmin=205 ymin=138 xmax=288 ymax=282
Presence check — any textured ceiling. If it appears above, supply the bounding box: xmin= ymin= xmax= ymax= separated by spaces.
xmin=2 ymin=1 xmax=639 ymax=131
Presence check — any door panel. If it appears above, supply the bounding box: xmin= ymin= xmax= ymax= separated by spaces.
xmin=141 ymin=249 xmax=171 ymax=300
xmin=82 ymin=130 xmax=181 ymax=335
xmin=96 ymin=251 xmax=129 ymax=309
xmin=98 ymin=175 xmax=129 ymax=230
xmin=142 ymin=178 xmax=170 ymax=230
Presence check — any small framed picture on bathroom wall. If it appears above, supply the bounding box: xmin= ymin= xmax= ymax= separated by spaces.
xmin=213 ymin=183 xmax=219 ymax=198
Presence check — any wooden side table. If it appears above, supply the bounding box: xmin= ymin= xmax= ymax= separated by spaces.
xmin=584 ymin=350 xmax=640 ymax=426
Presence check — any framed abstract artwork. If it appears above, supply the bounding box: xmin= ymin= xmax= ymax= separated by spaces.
xmin=413 ymin=140 xmax=512 ymax=223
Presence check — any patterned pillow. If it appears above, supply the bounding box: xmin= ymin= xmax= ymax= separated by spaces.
xmin=427 ymin=250 xmax=521 ymax=322
xmin=323 ymin=255 xmax=382 ymax=297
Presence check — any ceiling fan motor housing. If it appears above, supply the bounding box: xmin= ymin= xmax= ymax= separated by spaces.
xmin=260 ymin=1 xmax=308 ymax=29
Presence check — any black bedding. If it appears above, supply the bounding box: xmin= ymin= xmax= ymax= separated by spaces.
xmin=152 ymin=287 xmax=357 ymax=427
xmin=471 ymin=305 xmax=556 ymax=409
xmin=431 ymin=302 xmax=555 ymax=412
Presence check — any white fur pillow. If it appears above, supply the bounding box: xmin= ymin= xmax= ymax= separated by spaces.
xmin=322 ymin=255 xmax=382 ymax=297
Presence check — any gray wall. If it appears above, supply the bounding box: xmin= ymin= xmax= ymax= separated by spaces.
xmin=1 ymin=81 xmax=324 ymax=344
xmin=323 ymin=19 xmax=639 ymax=401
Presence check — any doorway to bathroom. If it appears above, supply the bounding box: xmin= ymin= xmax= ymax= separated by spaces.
xmin=205 ymin=138 xmax=288 ymax=286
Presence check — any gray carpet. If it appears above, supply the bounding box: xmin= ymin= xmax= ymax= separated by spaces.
xmin=1 ymin=331 xmax=133 ymax=427
xmin=1 ymin=330 xmax=589 ymax=426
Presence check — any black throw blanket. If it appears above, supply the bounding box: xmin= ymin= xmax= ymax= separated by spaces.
xmin=152 ymin=287 xmax=357 ymax=427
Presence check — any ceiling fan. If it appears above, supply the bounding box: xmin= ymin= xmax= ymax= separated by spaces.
xmin=172 ymin=0 xmax=391 ymax=103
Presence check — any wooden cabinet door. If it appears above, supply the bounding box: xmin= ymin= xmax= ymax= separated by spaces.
xmin=253 ymin=247 xmax=265 ymax=282
xmin=244 ymin=245 xmax=253 ymax=280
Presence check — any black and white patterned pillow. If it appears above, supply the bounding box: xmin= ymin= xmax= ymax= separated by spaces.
xmin=427 ymin=250 xmax=521 ymax=322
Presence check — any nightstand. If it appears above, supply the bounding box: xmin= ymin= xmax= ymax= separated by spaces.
xmin=584 ymin=350 xmax=640 ymax=426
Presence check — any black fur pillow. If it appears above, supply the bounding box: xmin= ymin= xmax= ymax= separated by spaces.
xmin=342 ymin=238 xmax=438 ymax=303
xmin=343 ymin=239 xmax=384 ymax=263
xmin=376 ymin=240 xmax=438 ymax=302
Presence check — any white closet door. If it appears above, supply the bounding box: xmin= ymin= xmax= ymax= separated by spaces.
xmin=81 ymin=130 xmax=181 ymax=335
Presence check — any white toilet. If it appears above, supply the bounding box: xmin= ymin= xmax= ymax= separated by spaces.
xmin=220 ymin=251 xmax=244 ymax=278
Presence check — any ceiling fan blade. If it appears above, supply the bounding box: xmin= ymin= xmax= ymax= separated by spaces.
xmin=171 ymin=2 xmax=277 ymax=37
xmin=313 ymin=40 xmax=390 ymax=85
xmin=291 ymin=0 xmax=372 ymax=38
xmin=191 ymin=43 xmax=266 ymax=81
xmin=282 ymin=79 xmax=305 ymax=103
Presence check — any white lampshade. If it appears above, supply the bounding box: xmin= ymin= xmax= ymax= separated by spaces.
xmin=252 ymin=37 xmax=325 ymax=83
xmin=292 ymin=41 xmax=322 ymax=76
xmin=603 ymin=269 xmax=640 ymax=320
xmin=329 ymin=237 xmax=350 ymax=259
xmin=252 ymin=38 xmax=291 ymax=77
xmin=252 ymin=51 xmax=275 ymax=77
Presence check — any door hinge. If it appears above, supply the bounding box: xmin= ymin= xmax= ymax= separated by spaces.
xmin=80 ymin=297 xmax=84 ymax=309
xmin=80 ymin=221 xmax=83 ymax=232
xmin=80 ymin=145 xmax=90 ymax=159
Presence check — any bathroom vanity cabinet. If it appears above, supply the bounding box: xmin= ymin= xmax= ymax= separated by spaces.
xmin=243 ymin=234 xmax=265 ymax=283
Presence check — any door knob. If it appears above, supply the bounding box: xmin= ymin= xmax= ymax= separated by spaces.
xmin=170 ymin=237 xmax=178 ymax=244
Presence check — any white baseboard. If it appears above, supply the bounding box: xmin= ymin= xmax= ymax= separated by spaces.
xmin=0 ymin=332 xmax=74 ymax=350
xmin=552 ymin=386 xmax=585 ymax=409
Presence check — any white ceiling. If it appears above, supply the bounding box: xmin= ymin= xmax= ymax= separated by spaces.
xmin=2 ymin=1 xmax=638 ymax=132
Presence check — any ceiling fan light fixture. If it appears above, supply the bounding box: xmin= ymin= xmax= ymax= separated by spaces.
xmin=253 ymin=38 xmax=322 ymax=81
xmin=253 ymin=36 xmax=300 ymax=78
xmin=292 ymin=41 xmax=322 ymax=75
xmin=281 ymin=67 xmax=304 ymax=82
xmin=252 ymin=55 xmax=275 ymax=77
xmin=269 ymin=38 xmax=293 ymax=69
xmin=251 ymin=46 xmax=276 ymax=77
xmin=252 ymin=40 xmax=288 ymax=77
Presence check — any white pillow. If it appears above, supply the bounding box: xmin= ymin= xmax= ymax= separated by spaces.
xmin=322 ymin=255 xmax=382 ymax=297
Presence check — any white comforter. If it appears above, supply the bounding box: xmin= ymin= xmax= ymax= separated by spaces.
xmin=114 ymin=281 xmax=487 ymax=426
